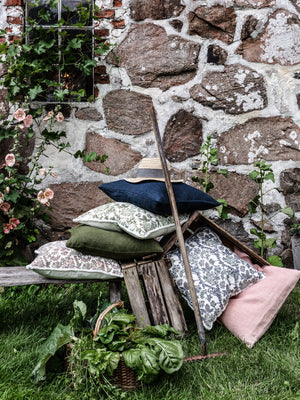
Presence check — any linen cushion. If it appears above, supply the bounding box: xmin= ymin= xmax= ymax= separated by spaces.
xmin=73 ymin=202 xmax=189 ymax=239
xmin=167 ymin=227 xmax=265 ymax=330
xmin=98 ymin=180 xmax=220 ymax=215
xmin=26 ymin=240 xmax=123 ymax=280
xmin=219 ymin=249 xmax=300 ymax=347
xmin=66 ymin=225 xmax=163 ymax=260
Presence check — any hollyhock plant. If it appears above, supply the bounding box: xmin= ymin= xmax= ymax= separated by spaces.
xmin=37 ymin=190 xmax=48 ymax=204
xmin=39 ymin=168 xmax=47 ymax=176
xmin=9 ymin=218 xmax=20 ymax=228
xmin=3 ymin=223 xmax=11 ymax=234
xmin=13 ymin=108 xmax=26 ymax=122
xmin=56 ymin=112 xmax=64 ymax=122
xmin=5 ymin=153 xmax=15 ymax=167
xmin=0 ymin=202 xmax=11 ymax=213
xmin=0 ymin=1 xmax=110 ymax=267
xmin=24 ymin=114 xmax=33 ymax=128
xmin=44 ymin=188 xmax=54 ymax=200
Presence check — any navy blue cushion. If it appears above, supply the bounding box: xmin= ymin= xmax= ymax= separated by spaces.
xmin=99 ymin=180 xmax=220 ymax=215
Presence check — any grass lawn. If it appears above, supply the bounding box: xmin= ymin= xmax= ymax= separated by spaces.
xmin=0 ymin=281 xmax=299 ymax=400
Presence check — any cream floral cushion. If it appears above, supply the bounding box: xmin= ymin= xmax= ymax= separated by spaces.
xmin=167 ymin=227 xmax=265 ymax=330
xmin=73 ymin=202 xmax=189 ymax=239
xmin=27 ymin=241 xmax=123 ymax=280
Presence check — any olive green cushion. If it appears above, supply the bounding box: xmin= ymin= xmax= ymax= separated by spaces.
xmin=66 ymin=225 xmax=163 ymax=260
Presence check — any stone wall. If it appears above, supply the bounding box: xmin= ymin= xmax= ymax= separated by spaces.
xmin=0 ymin=0 xmax=300 ymax=266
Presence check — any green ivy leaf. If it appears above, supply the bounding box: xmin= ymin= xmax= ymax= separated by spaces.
xmin=264 ymin=172 xmax=275 ymax=182
xmin=216 ymin=198 xmax=228 ymax=220
xmin=217 ymin=169 xmax=228 ymax=177
xmin=280 ymin=206 xmax=295 ymax=218
xmin=29 ymin=85 xmax=43 ymax=100
xmin=267 ymin=255 xmax=283 ymax=267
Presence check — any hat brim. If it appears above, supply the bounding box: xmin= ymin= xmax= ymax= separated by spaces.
xmin=124 ymin=177 xmax=183 ymax=183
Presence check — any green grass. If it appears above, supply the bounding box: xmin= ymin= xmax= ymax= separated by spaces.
xmin=0 ymin=282 xmax=299 ymax=400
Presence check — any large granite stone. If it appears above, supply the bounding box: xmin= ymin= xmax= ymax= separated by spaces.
xmin=130 ymin=0 xmax=184 ymax=21
xmin=218 ymin=116 xmax=300 ymax=164
xmin=238 ymin=10 xmax=300 ymax=65
xmin=163 ymin=110 xmax=203 ymax=162
xmin=103 ymin=90 xmax=153 ymax=135
xmin=47 ymin=181 xmax=110 ymax=230
xmin=106 ymin=23 xmax=200 ymax=90
xmin=187 ymin=171 xmax=258 ymax=217
xmin=84 ymin=131 xmax=142 ymax=175
xmin=280 ymin=168 xmax=300 ymax=212
xmin=190 ymin=64 xmax=267 ymax=114
xmin=188 ymin=6 xmax=236 ymax=44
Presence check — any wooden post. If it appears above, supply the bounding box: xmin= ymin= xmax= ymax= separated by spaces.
xmin=150 ymin=106 xmax=207 ymax=355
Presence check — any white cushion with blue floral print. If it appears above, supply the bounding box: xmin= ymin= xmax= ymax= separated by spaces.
xmin=167 ymin=227 xmax=265 ymax=330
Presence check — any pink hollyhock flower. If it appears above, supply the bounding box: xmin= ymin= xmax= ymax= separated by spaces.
xmin=43 ymin=116 xmax=49 ymax=121
xmin=44 ymin=188 xmax=54 ymax=200
xmin=37 ymin=190 xmax=48 ymax=204
xmin=56 ymin=112 xmax=64 ymax=122
xmin=39 ymin=168 xmax=47 ymax=176
xmin=9 ymin=217 xmax=20 ymax=228
xmin=6 ymin=187 xmax=10 ymax=194
xmin=5 ymin=153 xmax=15 ymax=167
xmin=13 ymin=108 xmax=26 ymax=122
xmin=24 ymin=114 xmax=33 ymax=128
xmin=3 ymin=223 xmax=11 ymax=234
xmin=48 ymin=111 xmax=54 ymax=118
xmin=51 ymin=172 xmax=58 ymax=178
xmin=19 ymin=124 xmax=25 ymax=130
xmin=0 ymin=192 xmax=4 ymax=204
xmin=0 ymin=202 xmax=11 ymax=213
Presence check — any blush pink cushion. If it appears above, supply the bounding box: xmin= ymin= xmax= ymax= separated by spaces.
xmin=219 ymin=249 xmax=300 ymax=348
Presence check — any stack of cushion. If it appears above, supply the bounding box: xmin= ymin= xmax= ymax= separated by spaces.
xmin=27 ymin=179 xmax=220 ymax=280
xmin=66 ymin=179 xmax=220 ymax=259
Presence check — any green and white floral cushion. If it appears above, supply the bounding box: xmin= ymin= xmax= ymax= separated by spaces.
xmin=73 ymin=202 xmax=189 ymax=239
xmin=27 ymin=241 xmax=123 ymax=280
xmin=167 ymin=227 xmax=265 ymax=330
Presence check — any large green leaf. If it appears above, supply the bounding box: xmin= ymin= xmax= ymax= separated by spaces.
xmin=146 ymin=338 xmax=183 ymax=374
xmin=70 ymin=300 xmax=87 ymax=330
xmin=32 ymin=323 xmax=74 ymax=382
xmin=122 ymin=347 xmax=160 ymax=383
xmin=141 ymin=324 xmax=180 ymax=338
xmin=81 ymin=348 xmax=120 ymax=376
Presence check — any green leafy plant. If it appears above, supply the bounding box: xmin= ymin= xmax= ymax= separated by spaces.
xmin=32 ymin=300 xmax=184 ymax=386
xmin=248 ymin=160 xmax=294 ymax=266
xmin=0 ymin=0 xmax=112 ymax=103
xmin=192 ymin=135 xmax=228 ymax=219
xmin=0 ymin=1 xmax=111 ymax=265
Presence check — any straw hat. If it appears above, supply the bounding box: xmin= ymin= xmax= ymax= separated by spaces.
xmin=125 ymin=158 xmax=183 ymax=183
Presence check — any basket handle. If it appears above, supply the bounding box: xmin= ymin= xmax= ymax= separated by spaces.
xmin=93 ymin=300 xmax=124 ymax=340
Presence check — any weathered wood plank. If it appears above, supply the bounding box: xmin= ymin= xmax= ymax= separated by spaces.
xmin=0 ymin=266 xmax=122 ymax=303
xmin=122 ymin=265 xmax=151 ymax=327
xmin=138 ymin=261 xmax=169 ymax=326
xmin=155 ymin=260 xmax=187 ymax=334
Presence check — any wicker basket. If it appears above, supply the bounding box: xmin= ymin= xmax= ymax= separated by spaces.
xmin=93 ymin=300 xmax=141 ymax=391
